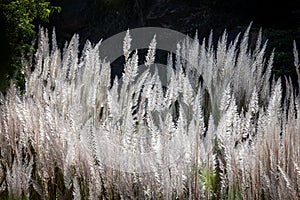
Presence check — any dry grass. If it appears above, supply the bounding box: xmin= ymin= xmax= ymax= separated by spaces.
xmin=0 ymin=26 xmax=299 ymax=199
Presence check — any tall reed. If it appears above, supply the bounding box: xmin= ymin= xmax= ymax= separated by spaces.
xmin=0 ymin=26 xmax=299 ymax=199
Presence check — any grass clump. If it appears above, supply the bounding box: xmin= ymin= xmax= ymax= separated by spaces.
xmin=0 ymin=26 xmax=299 ymax=199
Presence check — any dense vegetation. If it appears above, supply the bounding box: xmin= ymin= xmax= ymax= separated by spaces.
xmin=0 ymin=0 xmax=60 ymax=92
xmin=49 ymin=0 xmax=300 ymax=87
xmin=1 ymin=0 xmax=299 ymax=93
xmin=0 ymin=26 xmax=299 ymax=199
xmin=0 ymin=1 xmax=299 ymax=199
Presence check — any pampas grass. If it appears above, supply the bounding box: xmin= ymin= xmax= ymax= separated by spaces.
xmin=0 ymin=26 xmax=299 ymax=199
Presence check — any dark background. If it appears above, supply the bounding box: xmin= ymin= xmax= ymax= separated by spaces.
xmin=2 ymin=0 xmax=300 ymax=88
xmin=47 ymin=0 xmax=300 ymax=80
xmin=48 ymin=0 xmax=300 ymax=40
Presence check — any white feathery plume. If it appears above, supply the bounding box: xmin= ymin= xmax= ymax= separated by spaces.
xmin=188 ymin=31 xmax=199 ymax=71
xmin=253 ymin=37 xmax=267 ymax=86
xmin=278 ymin=165 xmax=293 ymax=194
xmin=254 ymin=28 xmax=263 ymax=55
xmin=182 ymin=76 xmax=194 ymax=106
xmin=208 ymin=30 xmax=213 ymax=52
xmin=175 ymin=43 xmax=182 ymax=71
xmin=165 ymin=69 xmax=179 ymax=106
xmin=177 ymin=105 xmax=188 ymax=136
xmin=6 ymin=150 xmax=33 ymax=199
xmin=240 ymin=22 xmax=252 ymax=53
xmin=145 ymin=35 xmax=157 ymax=67
xmin=123 ymin=29 xmax=132 ymax=61
xmin=166 ymin=53 xmax=174 ymax=83
xmin=148 ymin=72 xmax=165 ymax=112
xmin=260 ymin=51 xmax=274 ymax=103
xmin=293 ymin=41 xmax=300 ymax=88
xmin=49 ymin=48 xmax=61 ymax=86
xmin=107 ymin=77 xmax=120 ymax=117
xmin=73 ymin=176 xmax=81 ymax=200
xmin=51 ymin=27 xmax=58 ymax=53
xmin=220 ymin=84 xmax=232 ymax=112
xmin=216 ymin=30 xmax=228 ymax=78
xmin=205 ymin=115 xmax=216 ymax=151
xmin=181 ymin=35 xmax=189 ymax=63
xmin=248 ymin=86 xmax=259 ymax=115
xmin=198 ymin=38 xmax=206 ymax=76
xmin=176 ymin=65 xmax=184 ymax=93
xmin=123 ymin=50 xmax=139 ymax=84
xmin=100 ymin=61 xmax=111 ymax=88
xmin=267 ymin=79 xmax=282 ymax=121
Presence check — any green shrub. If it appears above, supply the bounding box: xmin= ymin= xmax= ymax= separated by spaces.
xmin=0 ymin=0 xmax=60 ymax=93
